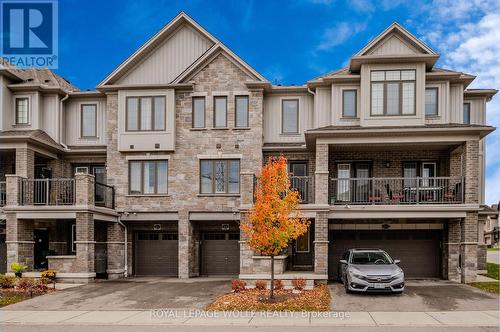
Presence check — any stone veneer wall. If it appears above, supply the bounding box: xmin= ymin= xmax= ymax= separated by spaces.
xmin=106 ymin=53 xmax=264 ymax=277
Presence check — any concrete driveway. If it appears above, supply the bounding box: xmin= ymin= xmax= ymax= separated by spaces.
xmin=4 ymin=277 xmax=231 ymax=311
xmin=330 ymin=280 xmax=499 ymax=311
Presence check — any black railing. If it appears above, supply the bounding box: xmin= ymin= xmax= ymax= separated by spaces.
xmin=94 ymin=182 xmax=115 ymax=209
xmin=252 ymin=175 xmax=314 ymax=204
xmin=20 ymin=178 xmax=75 ymax=205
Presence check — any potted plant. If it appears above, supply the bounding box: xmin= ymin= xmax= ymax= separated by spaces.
xmin=11 ymin=262 xmax=27 ymax=278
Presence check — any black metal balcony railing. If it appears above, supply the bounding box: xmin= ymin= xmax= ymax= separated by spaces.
xmin=94 ymin=182 xmax=115 ymax=209
xmin=330 ymin=177 xmax=464 ymax=205
xmin=20 ymin=178 xmax=75 ymax=206
xmin=253 ymin=175 xmax=314 ymax=204
xmin=0 ymin=181 xmax=5 ymax=207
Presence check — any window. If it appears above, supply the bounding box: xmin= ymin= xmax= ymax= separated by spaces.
xmin=81 ymin=104 xmax=97 ymax=137
xmin=126 ymin=96 xmax=166 ymax=131
xmin=282 ymin=99 xmax=299 ymax=133
xmin=370 ymin=70 xmax=416 ymax=115
xmin=200 ymin=159 xmax=240 ymax=194
xmin=337 ymin=163 xmax=351 ymax=201
xmin=235 ymin=95 xmax=249 ymax=127
xmin=425 ymin=88 xmax=438 ymax=116
xmin=192 ymin=97 xmax=205 ymax=128
xmin=214 ymin=96 xmax=227 ymax=128
xmin=463 ymin=102 xmax=471 ymax=124
xmin=342 ymin=90 xmax=357 ymax=117
xmin=15 ymin=97 xmax=29 ymax=124
xmin=129 ymin=160 xmax=168 ymax=194
xmin=403 ymin=161 xmax=438 ymax=187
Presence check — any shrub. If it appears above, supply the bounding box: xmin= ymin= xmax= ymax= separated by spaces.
xmin=231 ymin=279 xmax=246 ymax=293
xmin=292 ymin=277 xmax=306 ymax=290
xmin=14 ymin=277 xmax=37 ymax=290
xmin=11 ymin=262 xmax=27 ymax=276
xmin=273 ymin=279 xmax=283 ymax=290
xmin=39 ymin=277 xmax=53 ymax=285
xmin=0 ymin=274 xmax=16 ymax=288
xmin=255 ymin=280 xmax=267 ymax=290
xmin=41 ymin=270 xmax=57 ymax=281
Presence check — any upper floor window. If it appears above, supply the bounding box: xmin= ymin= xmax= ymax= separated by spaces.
xmin=129 ymin=160 xmax=168 ymax=195
xmin=214 ymin=96 xmax=227 ymax=128
xmin=126 ymin=96 xmax=165 ymax=131
xmin=192 ymin=97 xmax=205 ymax=128
xmin=15 ymin=97 xmax=29 ymax=124
xmin=81 ymin=104 xmax=97 ymax=137
xmin=463 ymin=102 xmax=471 ymax=124
xmin=425 ymin=88 xmax=438 ymax=116
xmin=282 ymin=99 xmax=299 ymax=133
xmin=235 ymin=95 xmax=249 ymax=128
xmin=371 ymin=70 xmax=416 ymax=116
xmin=200 ymin=159 xmax=240 ymax=194
xmin=342 ymin=90 xmax=357 ymax=117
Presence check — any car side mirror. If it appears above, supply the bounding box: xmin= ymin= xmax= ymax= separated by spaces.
xmin=339 ymin=259 xmax=348 ymax=265
xmin=394 ymin=259 xmax=401 ymax=264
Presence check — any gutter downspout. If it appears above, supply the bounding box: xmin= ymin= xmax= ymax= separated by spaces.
xmin=59 ymin=93 xmax=70 ymax=150
xmin=116 ymin=214 xmax=128 ymax=277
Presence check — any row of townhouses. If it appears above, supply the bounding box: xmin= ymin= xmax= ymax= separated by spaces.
xmin=0 ymin=12 xmax=497 ymax=284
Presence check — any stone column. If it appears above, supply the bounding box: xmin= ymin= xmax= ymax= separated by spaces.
xmin=445 ymin=219 xmax=460 ymax=282
xmin=15 ymin=148 xmax=34 ymax=178
xmin=461 ymin=212 xmax=478 ymax=283
xmin=315 ymin=143 xmax=329 ymax=205
xmin=75 ymin=173 xmax=95 ymax=206
xmin=178 ymin=210 xmax=193 ymax=278
xmin=107 ymin=222 xmax=125 ymax=279
xmin=477 ymin=214 xmax=487 ymax=271
xmin=239 ymin=211 xmax=254 ymax=275
xmin=240 ymin=172 xmax=255 ymax=207
xmin=75 ymin=212 xmax=95 ymax=274
xmin=314 ymin=211 xmax=329 ymax=277
xmin=6 ymin=214 xmax=34 ymax=271
xmin=5 ymin=175 xmax=22 ymax=206
xmin=463 ymin=140 xmax=479 ymax=204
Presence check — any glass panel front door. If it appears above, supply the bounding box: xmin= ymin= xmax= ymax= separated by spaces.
xmin=354 ymin=163 xmax=370 ymax=202
xmin=337 ymin=164 xmax=351 ymax=201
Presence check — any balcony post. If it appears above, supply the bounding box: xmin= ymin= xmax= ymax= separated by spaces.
xmin=315 ymin=143 xmax=329 ymax=205
xmin=463 ymin=140 xmax=479 ymax=204
xmin=5 ymin=175 xmax=23 ymax=207
xmin=15 ymin=148 xmax=35 ymax=179
xmin=75 ymin=173 xmax=95 ymax=206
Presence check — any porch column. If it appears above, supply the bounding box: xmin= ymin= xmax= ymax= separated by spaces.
xmin=239 ymin=211 xmax=254 ymax=274
xmin=75 ymin=173 xmax=95 ymax=206
xmin=6 ymin=213 xmax=34 ymax=271
xmin=15 ymin=148 xmax=34 ymax=178
xmin=75 ymin=212 xmax=95 ymax=274
xmin=314 ymin=211 xmax=329 ymax=276
xmin=445 ymin=219 xmax=460 ymax=282
xmin=107 ymin=222 xmax=125 ymax=279
xmin=178 ymin=210 xmax=193 ymax=278
xmin=240 ymin=172 xmax=255 ymax=207
xmin=315 ymin=143 xmax=329 ymax=205
xmin=461 ymin=212 xmax=478 ymax=283
xmin=5 ymin=174 xmax=22 ymax=206
xmin=463 ymin=140 xmax=479 ymax=204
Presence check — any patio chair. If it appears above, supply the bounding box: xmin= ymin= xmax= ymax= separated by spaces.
xmin=368 ymin=188 xmax=382 ymax=204
xmin=385 ymin=183 xmax=403 ymax=203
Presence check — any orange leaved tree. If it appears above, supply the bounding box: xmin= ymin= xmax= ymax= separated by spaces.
xmin=241 ymin=156 xmax=309 ymax=299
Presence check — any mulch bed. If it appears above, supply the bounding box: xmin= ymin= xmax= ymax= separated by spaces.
xmin=206 ymin=284 xmax=331 ymax=311
xmin=0 ymin=288 xmax=56 ymax=307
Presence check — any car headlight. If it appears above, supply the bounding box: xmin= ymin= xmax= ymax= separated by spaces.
xmin=348 ymin=270 xmax=363 ymax=279
xmin=392 ymin=271 xmax=404 ymax=279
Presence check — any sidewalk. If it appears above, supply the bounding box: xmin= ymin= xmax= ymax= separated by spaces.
xmin=0 ymin=309 xmax=498 ymax=327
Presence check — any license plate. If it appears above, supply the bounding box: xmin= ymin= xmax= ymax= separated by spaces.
xmin=374 ymin=283 xmax=385 ymax=289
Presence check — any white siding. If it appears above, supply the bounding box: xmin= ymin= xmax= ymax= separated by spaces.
xmin=117 ymin=25 xmax=214 ymax=85
xmin=314 ymin=87 xmax=331 ymax=128
xmin=41 ymin=94 xmax=59 ymax=142
xmin=367 ymin=34 xmax=420 ymax=55
xmin=64 ymin=97 xmax=107 ymax=146
xmin=263 ymin=93 xmax=313 ymax=143
xmin=449 ymin=84 xmax=464 ymax=123
xmin=331 ymin=84 xmax=361 ymax=126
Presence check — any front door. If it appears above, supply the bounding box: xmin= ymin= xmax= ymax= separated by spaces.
xmin=34 ymin=229 xmax=49 ymax=270
xmin=290 ymin=222 xmax=314 ymax=270
xmin=93 ymin=166 xmax=106 ymax=205
xmin=354 ymin=163 xmax=371 ymax=202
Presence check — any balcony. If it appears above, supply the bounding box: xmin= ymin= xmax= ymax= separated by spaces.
xmin=20 ymin=178 xmax=75 ymax=205
xmin=94 ymin=182 xmax=115 ymax=209
xmin=253 ymin=175 xmax=315 ymax=204
xmin=330 ymin=177 xmax=463 ymax=205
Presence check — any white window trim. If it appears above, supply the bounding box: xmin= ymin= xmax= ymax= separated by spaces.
xmin=126 ymin=154 xmax=171 ymax=161
xmin=280 ymin=96 xmax=300 ymax=135
xmin=13 ymin=95 xmax=31 ymax=126
xmin=424 ymin=85 xmax=440 ymax=117
xmin=79 ymin=102 xmax=99 ymax=139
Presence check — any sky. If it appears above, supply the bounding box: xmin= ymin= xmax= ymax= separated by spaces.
xmin=56 ymin=0 xmax=499 ymax=204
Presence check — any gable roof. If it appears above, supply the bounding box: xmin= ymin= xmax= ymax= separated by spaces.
xmin=98 ymin=12 xmax=267 ymax=87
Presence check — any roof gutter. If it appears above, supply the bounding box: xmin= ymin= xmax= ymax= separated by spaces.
xmin=59 ymin=93 xmax=70 ymax=150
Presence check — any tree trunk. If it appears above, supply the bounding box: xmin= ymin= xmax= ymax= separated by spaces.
xmin=270 ymin=254 xmax=275 ymax=299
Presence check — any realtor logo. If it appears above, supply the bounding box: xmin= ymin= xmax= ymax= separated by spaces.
xmin=0 ymin=0 xmax=58 ymax=68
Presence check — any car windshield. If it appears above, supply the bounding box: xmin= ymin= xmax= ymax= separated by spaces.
xmin=350 ymin=251 xmax=393 ymax=265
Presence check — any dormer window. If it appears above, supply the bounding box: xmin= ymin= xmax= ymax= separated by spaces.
xmin=370 ymin=70 xmax=415 ymax=116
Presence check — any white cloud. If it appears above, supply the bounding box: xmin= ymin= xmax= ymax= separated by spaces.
xmin=349 ymin=0 xmax=375 ymax=12
xmin=317 ymin=22 xmax=367 ymax=50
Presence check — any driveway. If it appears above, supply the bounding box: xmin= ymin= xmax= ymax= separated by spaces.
xmin=4 ymin=277 xmax=231 ymax=311
xmin=330 ymin=280 xmax=499 ymax=311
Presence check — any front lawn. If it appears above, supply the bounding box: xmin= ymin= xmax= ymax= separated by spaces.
xmin=470 ymin=282 xmax=500 ymax=294
xmin=486 ymin=263 xmax=499 ymax=280
xmin=487 ymin=248 xmax=500 ymax=251
xmin=0 ymin=293 xmax=30 ymax=307
xmin=206 ymin=285 xmax=331 ymax=311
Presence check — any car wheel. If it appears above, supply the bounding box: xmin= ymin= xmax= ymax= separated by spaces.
xmin=344 ymin=278 xmax=351 ymax=294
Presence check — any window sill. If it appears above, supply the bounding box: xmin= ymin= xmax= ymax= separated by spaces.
xmin=126 ymin=194 xmax=170 ymax=197
xmin=232 ymin=127 xmax=251 ymax=130
xmin=197 ymin=194 xmax=240 ymax=197
xmin=211 ymin=127 xmax=230 ymax=130
xmin=341 ymin=117 xmax=359 ymax=120
xmin=190 ymin=128 xmax=208 ymax=131
xmin=425 ymin=115 xmax=440 ymax=118
xmin=280 ymin=133 xmax=301 ymax=136
xmin=12 ymin=124 xmax=31 ymax=127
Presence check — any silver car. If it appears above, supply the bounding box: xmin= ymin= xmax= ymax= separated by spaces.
xmin=339 ymin=248 xmax=405 ymax=293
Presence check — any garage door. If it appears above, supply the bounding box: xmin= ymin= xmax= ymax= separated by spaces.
xmin=201 ymin=233 xmax=240 ymax=275
xmin=135 ymin=232 xmax=178 ymax=276
xmin=329 ymin=230 xmax=441 ymax=280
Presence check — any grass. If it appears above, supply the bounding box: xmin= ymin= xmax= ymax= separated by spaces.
xmin=0 ymin=294 xmax=29 ymax=307
xmin=206 ymin=285 xmax=331 ymax=311
xmin=486 ymin=263 xmax=499 ymax=280
xmin=470 ymin=282 xmax=500 ymax=294
xmin=487 ymin=248 xmax=500 ymax=251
